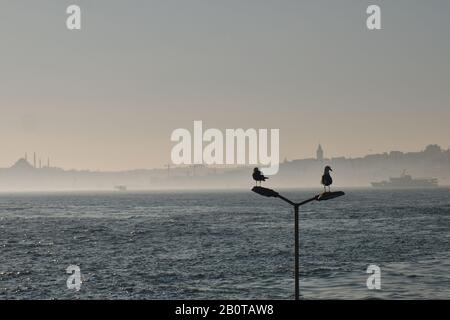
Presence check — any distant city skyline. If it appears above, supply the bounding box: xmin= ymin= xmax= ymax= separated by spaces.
xmin=1 ymin=142 xmax=449 ymax=191
xmin=3 ymin=143 xmax=448 ymax=172
xmin=1 ymin=1 xmax=449 ymax=170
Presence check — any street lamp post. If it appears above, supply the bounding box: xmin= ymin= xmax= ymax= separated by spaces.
xmin=251 ymin=186 xmax=345 ymax=300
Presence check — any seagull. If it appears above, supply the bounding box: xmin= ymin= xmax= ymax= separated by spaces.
xmin=321 ymin=165 xmax=333 ymax=192
xmin=252 ymin=167 xmax=268 ymax=186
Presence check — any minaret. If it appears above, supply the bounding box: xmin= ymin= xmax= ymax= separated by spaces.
xmin=39 ymin=158 xmax=42 ymax=169
xmin=47 ymin=158 xmax=50 ymax=168
xmin=316 ymin=144 xmax=324 ymax=162
xmin=33 ymin=152 xmax=36 ymax=168
xmin=164 ymin=164 xmax=170 ymax=177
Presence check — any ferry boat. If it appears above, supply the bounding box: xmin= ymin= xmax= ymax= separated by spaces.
xmin=371 ymin=171 xmax=438 ymax=188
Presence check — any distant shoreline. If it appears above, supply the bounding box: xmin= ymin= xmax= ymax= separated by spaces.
xmin=0 ymin=186 xmax=449 ymax=195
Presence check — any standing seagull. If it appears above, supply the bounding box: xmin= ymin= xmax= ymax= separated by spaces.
xmin=321 ymin=166 xmax=333 ymax=192
xmin=252 ymin=167 xmax=268 ymax=186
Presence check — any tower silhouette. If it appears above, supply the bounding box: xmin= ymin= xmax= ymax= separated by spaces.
xmin=316 ymin=144 xmax=324 ymax=162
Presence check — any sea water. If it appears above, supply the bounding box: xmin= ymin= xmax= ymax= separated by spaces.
xmin=0 ymin=188 xmax=449 ymax=299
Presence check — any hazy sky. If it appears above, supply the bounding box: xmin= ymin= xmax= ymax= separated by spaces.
xmin=1 ymin=0 xmax=449 ymax=170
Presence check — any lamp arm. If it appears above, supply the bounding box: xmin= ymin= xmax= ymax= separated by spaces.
xmin=296 ymin=196 xmax=318 ymax=207
xmin=277 ymin=194 xmax=318 ymax=207
xmin=276 ymin=195 xmax=296 ymax=206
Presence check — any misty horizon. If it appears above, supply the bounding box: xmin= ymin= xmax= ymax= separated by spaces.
xmin=1 ymin=143 xmax=449 ymax=192
xmin=3 ymin=143 xmax=448 ymax=172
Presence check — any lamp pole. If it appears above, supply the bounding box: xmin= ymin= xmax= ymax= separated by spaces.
xmin=294 ymin=204 xmax=299 ymax=300
xmin=252 ymin=186 xmax=344 ymax=300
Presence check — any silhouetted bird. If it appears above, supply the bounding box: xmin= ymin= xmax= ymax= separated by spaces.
xmin=321 ymin=166 xmax=333 ymax=192
xmin=252 ymin=167 xmax=268 ymax=186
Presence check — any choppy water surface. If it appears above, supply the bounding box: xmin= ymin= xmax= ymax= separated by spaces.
xmin=0 ymin=188 xmax=449 ymax=299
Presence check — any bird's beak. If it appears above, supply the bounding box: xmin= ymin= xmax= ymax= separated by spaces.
xmin=329 ymin=168 xmax=333 ymax=171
